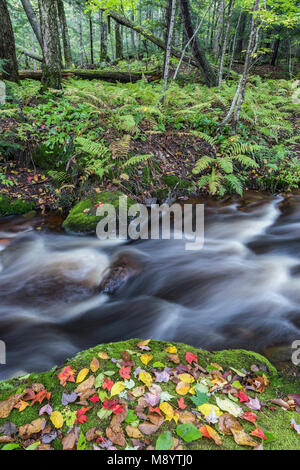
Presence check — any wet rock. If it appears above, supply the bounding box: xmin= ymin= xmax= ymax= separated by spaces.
xmin=99 ymin=249 xmax=148 ymax=295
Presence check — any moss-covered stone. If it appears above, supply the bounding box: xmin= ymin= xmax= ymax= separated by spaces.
xmin=1 ymin=339 xmax=299 ymax=450
xmin=62 ymin=191 xmax=136 ymax=234
xmin=0 ymin=194 xmax=35 ymax=217
xmin=163 ymin=174 xmax=191 ymax=190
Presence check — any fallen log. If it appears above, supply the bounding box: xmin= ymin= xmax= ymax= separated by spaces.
xmin=9 ymin=69 xmax=162 ymax=83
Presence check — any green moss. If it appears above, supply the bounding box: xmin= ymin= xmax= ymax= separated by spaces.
xmin=1 ymin=340 xmax=299 ymax=450
xmin=62 ymin=191 xmax=136 ymax=234
xmin=0 ymin=194 xmax=35 ymax=217
xmin=162 ymin=174 xmax=191 ymax=190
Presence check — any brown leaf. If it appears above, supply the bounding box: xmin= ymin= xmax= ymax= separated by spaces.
xmin=37 ymin=444 xmax=54 ymax=451
xmin=75 ymin=375 xmax=95 ymax=394
xmin=90 ymin=358 xmax=100 ymax=373
xmin=147 ymin=414 xmax=164 ymax=426
xmin=126 ymin=425 xmax=143 ymax=439
xmin=85 ymin=427 xmax=102 ymax=442
xmin=178 ymin=410 xmax=196 ymax=424
xmin=0 ymin=435 xmax=14 ymax=443
xmin=205 ymin=425 xmax=222 ymax=446
xmin=0 ymin=393 xmax=24 ymax=419
xmin=62 ymin=427 xmax=80 ymax=450
xmin=219 ymin=413 xmax=257 ymax=447
xmin=138 ymin=423 xmax=160 ymax=435
xmin=106 ymin=422 xmax=125 ymax=447
xmin=168 ymin=354 xmax=180 ymax=364
xmin=19 ymin=418 xmax=46 ymax=439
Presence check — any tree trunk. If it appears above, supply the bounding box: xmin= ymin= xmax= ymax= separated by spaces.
xmin=0 ymin=0 xmax=19 ymax=82
xmin=222 ymin=0 xmax=259 ymax=131
xmin=78 ymin=13 xmax=84 ymax=67
xmin=161 ymin=0 xmax=177 ymax=102
xmin=89 ymin=13 xmax=94 ymax=64
xmin=38 ymin=0 xmax=62 ymax=89
xmin=20 ymin=0 xmax=43 ymax=49
xmin=218 ymin=0 xmax=234 ymax=87
xmin=271 ymin=37 xmax=280 ymax=66
xmin=56 ymin=0 xmax=72 ymax=68
xmin=115 ymin=22 xmax=123 ymax=60
xmin=179 ymin=0 xmax=217 ymax=86
xmin=100 ymin=10 xmax=109 ymax=62
xmin=235 ymin=11 xmax=247 ymax=59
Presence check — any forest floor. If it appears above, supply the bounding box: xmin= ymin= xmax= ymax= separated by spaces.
xmin=0 ymin=64 xmax=299 ymax=218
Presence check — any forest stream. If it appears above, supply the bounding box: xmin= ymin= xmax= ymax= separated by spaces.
xmin=1 ymin=192 xmax=300 ymax=380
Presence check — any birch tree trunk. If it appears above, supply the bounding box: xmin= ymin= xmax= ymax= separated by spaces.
xmin=161 ymin=0 xmax=177 ymax=103
xmin=38 ymin=0 xmax=62 ymax=89
xmin=221 ymin=0 xmax=260 ymax=130
xmin=20 ymin=0 xmax=43 ymax=49
xmin=56 ymin=0 xmax=72 ymax=68
xmin=0 ymin=0 xmax=19 ymax=82
xmin=218 ymin=0 xmax=234 ymax=87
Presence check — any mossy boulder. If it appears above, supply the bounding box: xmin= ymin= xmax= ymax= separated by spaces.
xmin=0 ymin=194 xmax=35 ymax=217
xmin=62 ymin=191 xmax=136 ymax=234
xmin=0 ymin=339 xmax=299 ymax=450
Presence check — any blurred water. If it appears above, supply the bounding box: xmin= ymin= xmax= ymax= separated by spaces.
xmin=1 ymin=193 xmax=300 ymax=379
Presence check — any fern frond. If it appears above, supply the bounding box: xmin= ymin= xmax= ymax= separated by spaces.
xmin=193 ymin=156 xmax=215 ymax=174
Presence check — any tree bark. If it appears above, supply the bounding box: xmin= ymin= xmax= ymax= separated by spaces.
xmin=179 ymin=0 xmax=217 ymax=86
xmin=161 ymin=0 xmax=177 ymax=102
xmin=56 ymin=0 xmax=72 ymax=68
xmin=0 ymin=0 xmax=19 ymax=82
xmin=100 ymin=10 xmax=109 ymax=62
xmin=89 ymin=13 xmax=94 ymax=64
xmin=20 ymin=0 xmax=43 ymax=49
xmin=7 ymin=69 xmax=162 ymax=83
xmin=271 ymin=37 xmax=280 ymax=66
xmin=218 ymin=0 xmax=234 ymax=87
xmin=38 ymin=0 xmax=62 ymax=89
xmin=115 ymin=21 xmax=123 ymax=59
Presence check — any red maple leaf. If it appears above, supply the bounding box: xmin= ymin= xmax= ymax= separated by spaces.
xmin=235 ymin=391 xmax=249 ymax=403
xmin=89 ymin=394 xmax=100 ymax=403
xmin=103 ymin=398 xmax=123 ymax=414
xmin=241 ymin=411 xmax=257 ymax=423
xmin=30 ymin=390 xmax=51 ymax=406
xmin=178 ymin=397 xmax=187 ymax=410
xmin=251 ymin=427 xmax=267 ymax=440
xmin=119 ymin=366 xmax=131 ymax=380
xmin=186 ymin=352 xmax=198 ymax=364
xmin=200 ymin=426 xmax=211 ymax=439
xmin=58 ymin=366 xmax=76 ymax=387
xmin=75 ymin=406 xmax=92 ymax=424
xmin=102 ymin=378 xmax=114 ymax=392
xmin=149 ymin=406 xmax=162 ymax=415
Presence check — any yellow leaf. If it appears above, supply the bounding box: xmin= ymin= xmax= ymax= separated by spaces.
xmin=139 ymin=371 xmax=152 ymax=388
xmin=50 ymin=411 xmax=64 ymax=429
xmin=131 ymin=386 xmax=145 ymax=398
xmin=165 ymin=346 xmax=177 ymax=354
xmin=178 ymin=373 xmax=195 ymax=384
xmin=189 ymin=386 xmax=196 ymax=395
xmin=98 ymin=352 xmax=109 ymax=360
xmin=198 ymin=403 xmax=223 ymax=417
xmin=137 ymin=339 xmax=151 ymax=349
xmin=176 ymin=381 xmax=190 ymax=396
xmin=76 ymin=368 xmax=89 ymax=383
xmin=90 ymin=357 xmax=100 ymax=373
xmin=110 ymin=381 xmax=126 ymax=397
xmin=205 ymin=425 xmax=222 ymax=445
xmin=140 ymin=353 xmax=153 ymax=365
xmin=16 ymin=400 xmax=29 ymax=412
xmin=160 ymin=402 xmax=174 ymax=421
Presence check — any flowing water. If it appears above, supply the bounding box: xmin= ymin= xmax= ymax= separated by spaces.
xmin=1 ymin=192 xmax=300 ymax=379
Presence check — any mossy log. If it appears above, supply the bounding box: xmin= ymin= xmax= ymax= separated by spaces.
xmin=7 ymin=69 xmax=162 ymax=83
